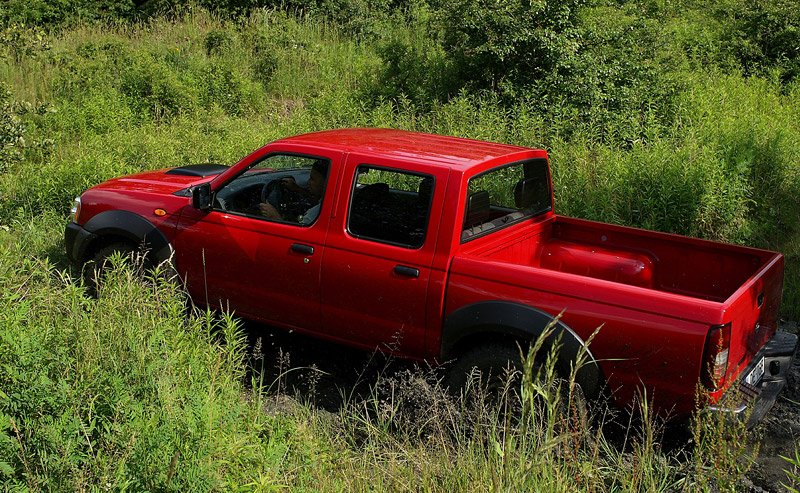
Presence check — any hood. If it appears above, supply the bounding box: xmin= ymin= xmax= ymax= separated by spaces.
xmin=92 ymin=164 xmax=229 ymax=195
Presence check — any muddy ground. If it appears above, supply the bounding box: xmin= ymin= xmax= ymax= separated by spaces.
xmin=747 ymin=320 xmax=800 ymax=492
xmin=243 ymin=320 xmax=800 ymax=492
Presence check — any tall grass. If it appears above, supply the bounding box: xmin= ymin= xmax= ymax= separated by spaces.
xmin=0 ymin=214 xmax=302 ymax=490
xmin=0 ymin=212 xmax=768 ymax=491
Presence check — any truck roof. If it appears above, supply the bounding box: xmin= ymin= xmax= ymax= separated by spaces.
xmin=275 ymin=128 xmax=539 ymax=170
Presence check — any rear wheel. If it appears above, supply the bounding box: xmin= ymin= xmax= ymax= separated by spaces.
xmin=447 ymin=341 xmax=590 ymax=431
xmin=446 ymin=343 xmax=524 ymax=412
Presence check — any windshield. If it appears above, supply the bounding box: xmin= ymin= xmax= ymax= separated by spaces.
xmin=461 ymin=158 xmax=552 ymax=242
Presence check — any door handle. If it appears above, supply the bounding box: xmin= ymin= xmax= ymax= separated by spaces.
xmin=394 ymin=265 xmax=419 ymax=278
xmin=291 ymin=243 xmax=314 ymax=255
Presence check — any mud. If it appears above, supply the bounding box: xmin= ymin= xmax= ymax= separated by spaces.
xmin=747 ymin=320 xmax=800 ymax=492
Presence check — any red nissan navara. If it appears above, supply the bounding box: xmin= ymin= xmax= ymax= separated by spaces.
xmin=65 ymin=128 xmax=798 ymax=424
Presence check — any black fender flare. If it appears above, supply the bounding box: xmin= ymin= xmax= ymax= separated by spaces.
xmin=441 ymin=301 xmax=604 ymax=400
xmin=80 ymin=210 xmax=174 ymax=266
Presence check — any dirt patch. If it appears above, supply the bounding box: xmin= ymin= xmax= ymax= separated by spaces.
xmin=747 ymin=320 xmax=800 ymax=492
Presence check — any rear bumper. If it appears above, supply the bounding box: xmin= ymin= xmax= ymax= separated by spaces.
xmin=707 ymin=330 xmax=798 ymax=427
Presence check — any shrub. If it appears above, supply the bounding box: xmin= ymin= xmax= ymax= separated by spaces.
xmin=375 ymin=1 xmax=684 ymax=143
xmin=250 ymin=33 xmax=279 ymax=87
xmin=309 ymin=0 xmax=393 ymax=39
xmin=203 ymin=29 xmax=234 ymax=56
xmin=51 ymin=39 xmax=132 ymax=103
xmin=0 ymin=84 xmax=27 ymax=174
xmin=436 ymin=0 xmax=586 ymax=95
xmin=717 ymin=0 xmax=800 ymax=83
xmin=0 ymin=24 xmax=51 ymax=63
xmin=198 ymin=60 xmax=257 ymax=115
xmin=120 ymin=53 xmax=198 ymax=120
xmin=561 ymin=6 xmax=683 ymax=144
xmin=371 ymin=38 xmax=452 ymax=105
xmin=0 ymin=0 xmax=137 ymax=28
xmin=0 ymin=84 xmax=53 ymax=182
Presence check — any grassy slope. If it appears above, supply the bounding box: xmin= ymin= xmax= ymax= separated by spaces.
xmin=0 ymin=6 xmax=798 ymax=491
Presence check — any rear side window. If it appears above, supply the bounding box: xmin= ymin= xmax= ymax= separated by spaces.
xmin=347 ymin=165 xmax=434 ymax=248
xmin=462 ymin=158 xmax=551 ymax=242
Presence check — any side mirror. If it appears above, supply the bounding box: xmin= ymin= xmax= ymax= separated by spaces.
xmin=191 ymin=183 xmax=212 ymax=211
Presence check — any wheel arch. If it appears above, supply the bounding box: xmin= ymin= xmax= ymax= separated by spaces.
xmin=441 ymin=300 xmax=605 ymax=400
xmin=80 ymin=210 xmax=174 ymax=266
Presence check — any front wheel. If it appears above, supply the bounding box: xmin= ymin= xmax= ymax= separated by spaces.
xmin=82 ymin=241 xmax=147 ymax=295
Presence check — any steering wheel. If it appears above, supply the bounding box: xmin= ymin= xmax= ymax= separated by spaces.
xmin=261 ymin=179 xmax=284 ymax=206
xmin=261 ymin=178 xmax=312 ymax=222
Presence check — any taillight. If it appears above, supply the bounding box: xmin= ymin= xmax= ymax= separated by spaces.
xmin=701 ymin=323 xmax=731 ymax=390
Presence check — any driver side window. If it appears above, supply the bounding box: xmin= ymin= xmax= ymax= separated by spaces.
xmin=213 ymin=154 xmax=329 ymax=226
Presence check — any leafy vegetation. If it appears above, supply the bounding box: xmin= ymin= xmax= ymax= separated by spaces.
xmin=0 ymin=216 xmax=766 ymax=490
xmin=0 ymin=0 xmax=798 ymax=490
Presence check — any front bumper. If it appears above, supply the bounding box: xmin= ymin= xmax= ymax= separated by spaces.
xmin=708 ymin=330 xmax=798 ymax=427
xmin=64 ymin=221 xmax=95 ymax=265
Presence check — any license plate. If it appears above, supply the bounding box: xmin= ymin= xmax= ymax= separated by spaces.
xmin=745 ymin=356 xmax=765 ymax=386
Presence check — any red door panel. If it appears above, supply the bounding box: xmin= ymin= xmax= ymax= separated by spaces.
xmin=174 ymin=209 xmax=324 ymax=330
xmin=320 ymin=156 xmax=447 ymax=357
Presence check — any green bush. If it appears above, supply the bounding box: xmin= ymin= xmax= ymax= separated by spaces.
xmin=121 ymin=52 xmax=199 ymax=120
xmin=563 ymin=5 xmax=683 ymax=144
xmin=0 ymin=84 xmax=27 ymax=173
xmin=371 ymin=38 xmax=452 ymax=105
xmin=0 ymin=0 xmax=137 ymax=28
xmin=0 ymin=24 xmax=51 ymax=63
xmin=51 ymin=38 xmax=132 ymax=103
xmin=203 ymin=29 xmax=234 ymax=57
xmin=437 ymin=0 xmax=585 ymax=95
xmin=250 ymin=39 xmax=279 ymax=87
xmin=370 ymin=1 xmax=683 ymax=143
xmin=198 ymin=60 xmax=252 ymax=115
xmin=717 ymin=0 xmax=800 ymax=83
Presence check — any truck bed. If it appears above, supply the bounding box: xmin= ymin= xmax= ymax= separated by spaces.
xmin=451 ymin=214 xmax=785 ymax=415
xmin=464 ymin=215 xmax=777 ymax=303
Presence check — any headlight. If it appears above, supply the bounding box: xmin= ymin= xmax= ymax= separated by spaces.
xmin=69 ymin=196 xmax=82 ymax=223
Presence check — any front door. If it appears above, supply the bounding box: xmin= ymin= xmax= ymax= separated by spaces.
xmin=173 ymin=151 xmax=338 ymax=331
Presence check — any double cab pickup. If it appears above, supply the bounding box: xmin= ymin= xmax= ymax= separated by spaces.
xmin=65 ymin=128 xmax=798 ymax=423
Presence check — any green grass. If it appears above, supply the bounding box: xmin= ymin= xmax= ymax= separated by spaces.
xmin=0 ymin=214 xmax=296 ymax=490
xmin=0 ymin=215 xmax=764 ymax=490
xmin=0 ymin=4 xmax=798 ymax=490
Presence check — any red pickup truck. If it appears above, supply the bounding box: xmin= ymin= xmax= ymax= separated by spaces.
xmin=65 ymin=128 xmax=797 ymax=423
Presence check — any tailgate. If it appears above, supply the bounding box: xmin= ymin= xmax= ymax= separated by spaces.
xmin=723 ymin=252 xmax=784 ymax=382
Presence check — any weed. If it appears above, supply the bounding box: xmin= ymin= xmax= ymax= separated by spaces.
xmin=784 ymin=448 xmax=800 ymax=492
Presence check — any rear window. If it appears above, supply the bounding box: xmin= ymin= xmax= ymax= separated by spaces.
xmin=347 ymin=165 xmax=434 ymax=248
xmin=462 ymin=159 xmax=551 ymax=242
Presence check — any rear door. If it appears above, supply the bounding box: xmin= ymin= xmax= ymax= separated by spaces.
xmin=320 ymin=155 xmax=446 ymax=356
